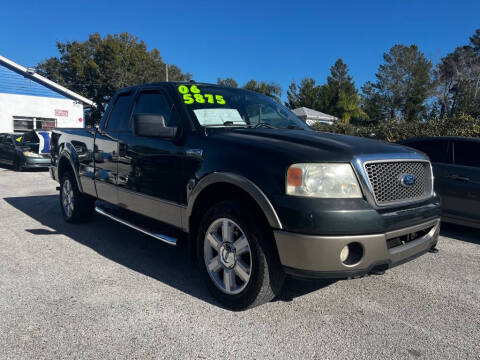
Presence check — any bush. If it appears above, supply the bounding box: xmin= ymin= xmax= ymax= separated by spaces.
xmin=311 ymin=115 xmax=480 ymax=142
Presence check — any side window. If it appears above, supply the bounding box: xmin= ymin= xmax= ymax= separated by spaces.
xmin=0 ymin=134 xmax=6 ymax=143
xmin=406 ymin=140 xmax=452 ymax=164
xmin=133 ymin=92 xmax=179 ymax=127
xmin=106 ymin=93 xmax=134 ymax=131
xmin=454 ymin=141 xmax=480 ymax=168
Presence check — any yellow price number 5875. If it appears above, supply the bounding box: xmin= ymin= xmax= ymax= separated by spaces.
xmin=178 ymin=85 xmax=226 ymax=105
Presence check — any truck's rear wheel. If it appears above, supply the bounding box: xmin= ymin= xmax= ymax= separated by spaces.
xmin=60 ymin=172 xmax=95 ymax=223
xmin=197 ymin=200 xmax=284 ymax=310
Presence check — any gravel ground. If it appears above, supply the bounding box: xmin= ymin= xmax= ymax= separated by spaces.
xmin=0 ymin=167 xmax=479 ymax=359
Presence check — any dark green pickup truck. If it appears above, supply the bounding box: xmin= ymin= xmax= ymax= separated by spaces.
xmin=50 ymin=82 xmax=441 ymax=309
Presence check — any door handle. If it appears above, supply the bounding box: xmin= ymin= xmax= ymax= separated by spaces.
xmin=447 ymin=174 xmax=470 ymax=182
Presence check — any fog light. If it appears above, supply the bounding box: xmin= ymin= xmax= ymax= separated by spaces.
xmin=341 ymin=242 xmax=364 ymax=266
xmin=340 ymin=246 xmax=349 ymax=262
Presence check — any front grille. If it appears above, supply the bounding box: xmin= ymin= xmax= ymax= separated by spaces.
xmin=364 ymin=161 xmax=432 ymax=206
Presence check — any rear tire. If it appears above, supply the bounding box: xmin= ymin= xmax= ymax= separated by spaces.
xmin=60 ymin=172 xmax=95 ymax=223
xmin=13 ymin=158 xmax=23 ymax=172
xmin=197 ymin=199 xmax=285 ymax=310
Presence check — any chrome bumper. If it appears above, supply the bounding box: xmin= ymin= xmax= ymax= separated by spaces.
xmin=274 ymin=218 xmax=440 ymax=278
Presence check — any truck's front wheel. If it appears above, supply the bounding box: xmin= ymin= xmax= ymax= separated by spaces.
xmin=197 ymin=200 xmax=284 ymax=310
xmin=60 ymin=172 xmax=95 ymax=223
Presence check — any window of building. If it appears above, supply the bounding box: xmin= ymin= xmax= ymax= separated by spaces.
xmin=12 ymin=116 xmax=56 ymax=132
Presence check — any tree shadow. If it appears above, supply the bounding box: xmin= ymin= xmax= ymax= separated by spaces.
xmin=4 ymin=195 xmax=333 ymax=309
xmin=440 ymin=222 xmax=479 ymax=245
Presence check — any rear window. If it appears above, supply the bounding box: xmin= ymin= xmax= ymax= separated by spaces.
xmin=454 ymin=141 xmax=480 ymax=167
xmin=404 ymin=139 xmax=452 ymax=164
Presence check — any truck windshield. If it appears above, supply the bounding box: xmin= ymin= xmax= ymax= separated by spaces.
xmin=178 ymin=85 xmax=311 ymax=130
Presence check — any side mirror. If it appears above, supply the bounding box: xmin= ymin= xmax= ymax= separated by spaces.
xmin=133 ymin=114 xmax=178 ymax=139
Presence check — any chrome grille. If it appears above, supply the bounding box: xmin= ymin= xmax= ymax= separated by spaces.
xmin=364 ymin=161 xmax=432 ymax=206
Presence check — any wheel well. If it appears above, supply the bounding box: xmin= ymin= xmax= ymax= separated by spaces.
xmin=188 ymin=182 xmax=270 ymax=253
xmin=58 ymin=156 xmax=73 ymax=183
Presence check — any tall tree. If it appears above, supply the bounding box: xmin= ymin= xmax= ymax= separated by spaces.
xmin=285 ymin=78 xmax=332 ymax=112
xmin=243 ymin=80 xmax=282 ymax=102
xmin=327 ymin=59 xmax=356 ymax=98
xmin=37 ymin=32 xmax=191 ymax=126
xmin=433 ymin=29 xmax=480 ymax=119
xmin=217 ymin=77 xmax=238 ymax=88
xmin=362 ymin=44 xmax=433 ymax=122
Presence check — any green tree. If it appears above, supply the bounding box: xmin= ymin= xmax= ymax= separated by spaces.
xmin=217 ymin=77 xmax=238 ymax=88
xmin=37 ymin=32 xmax=191 ymax=126
xmin=285 ymin=78 xmax=332 ymax=113
xmin=470 ymin=29 xmax=480 ymax=53
xmin=362 ymin=45 xmax=433 ymax=122
xmin=433 ymin=29 xmax=480 ymax=119
xmin=337 ymin=92 xmax=368 ymax=124
xmin=243 ymin=80 xmax=282 ymax=102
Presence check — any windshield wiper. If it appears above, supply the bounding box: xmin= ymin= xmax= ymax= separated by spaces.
xmin=250 ymin=122 xmax=278 ymax=129
xmin=204 ymin=121 xmax=248 ymax=127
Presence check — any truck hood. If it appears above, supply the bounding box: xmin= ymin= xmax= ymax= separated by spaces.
xmin=207 ymin=128 xmax=425 ymax=162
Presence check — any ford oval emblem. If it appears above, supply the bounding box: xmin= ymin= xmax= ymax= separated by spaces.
xmin=401 ymin=174 xmax=416 ymax=187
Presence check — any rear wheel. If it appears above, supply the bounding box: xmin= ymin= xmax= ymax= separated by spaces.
xmin=60 ymin=172 xmax=95 ymax=223
xmin=13 ymin=158 xmax=23 ymax=172
xmin=197 ymin=200 xmax=284 ymax=310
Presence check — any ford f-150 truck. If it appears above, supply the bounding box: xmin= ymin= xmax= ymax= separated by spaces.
xmin=50 ymin=82 xmax=441 ymax=309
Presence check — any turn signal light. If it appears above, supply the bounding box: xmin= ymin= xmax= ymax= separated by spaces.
xmin=287 ymin=167 xmax=303 ymax=187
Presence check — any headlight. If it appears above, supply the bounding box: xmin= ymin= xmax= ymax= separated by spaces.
xmin=286 ymin=163 xmax=362 ymax=198
xmin=23 ymin=151 xmax=41 ymax=158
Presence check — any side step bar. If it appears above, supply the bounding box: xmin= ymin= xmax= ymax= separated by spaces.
xmin=94 ymin=206 xmax=177 ymax=246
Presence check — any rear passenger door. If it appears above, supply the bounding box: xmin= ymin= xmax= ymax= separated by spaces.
xmin=94 ymin=90 xmax=135 ymax=205
xmin=448 ymin=140 xmax=480 ymax=223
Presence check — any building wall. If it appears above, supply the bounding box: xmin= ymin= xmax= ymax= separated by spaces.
xmin=0 ymin=64 xmax=68 ymax=100
xmin=0 ymin=93 xmax=84 ymax=132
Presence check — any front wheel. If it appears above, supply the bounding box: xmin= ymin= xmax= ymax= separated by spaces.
xmin=60 ymin=172 xmax=95 ymax=223
xmin=197 ymin=200 xmax=285 ymax=310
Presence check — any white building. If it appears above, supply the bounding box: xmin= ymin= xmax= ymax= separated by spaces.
xmin=0 ymin=55 xmax=95 ymax=133
xmin=292 ymin=107 xmax=339 ymax=126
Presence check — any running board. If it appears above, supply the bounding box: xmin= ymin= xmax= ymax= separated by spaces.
xmin=94 ymin=206 xmax=177 ymax=246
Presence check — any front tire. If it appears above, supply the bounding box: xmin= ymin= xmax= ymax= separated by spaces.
xmin=60 ymin=172 xmax=95 ymax=223
xmin=197 ymin=200 xmax=285 ymax=310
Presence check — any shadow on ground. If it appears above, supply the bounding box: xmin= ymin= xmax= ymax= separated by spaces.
xmin=0 ymin=163 xmax=49 ymax=172
xmin=440 ymin=223 xmax=479 ymax=245
xmin=4 ymin=195 xmax=333 ymax=309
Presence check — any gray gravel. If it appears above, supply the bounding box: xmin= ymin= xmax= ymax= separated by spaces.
xmin=0 ymin=167 xmax=479 ymax=359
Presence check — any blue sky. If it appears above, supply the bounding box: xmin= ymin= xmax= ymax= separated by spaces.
xmin=1 ymin=0 xmax=478 ymax=99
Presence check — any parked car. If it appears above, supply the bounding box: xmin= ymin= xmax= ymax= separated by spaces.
xmin=50 ymin=82 xmax=441 ymax=309
xmin=399 ymin=137 xmax=480 ymax=229
xmin=0 ymin=131 xmax=51 ymax=171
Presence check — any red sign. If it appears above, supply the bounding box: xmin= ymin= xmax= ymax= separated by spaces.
xmin=55 ymin=109 xmax=69 ymax=117
xmin=78 ymin=118 xmax=83 ymax=123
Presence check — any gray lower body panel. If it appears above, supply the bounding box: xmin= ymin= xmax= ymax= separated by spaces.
xmin=274 ymin=218 xmax=440 ymax=278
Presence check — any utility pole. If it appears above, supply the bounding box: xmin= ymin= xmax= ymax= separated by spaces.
xmin=165 ymin=63 xmax=169 ymax=82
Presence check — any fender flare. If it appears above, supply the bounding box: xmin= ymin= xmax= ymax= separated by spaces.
xmin=58 ymin=144 xmax=83 ymax=193
xmin=186 ymin=172 xmax=283 ymax=231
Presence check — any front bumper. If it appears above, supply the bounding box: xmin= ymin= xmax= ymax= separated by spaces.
xmin=23 ymin=157 xmax=51 ymax=168
xmin=274 ymin=218 xmax=440 ymax=279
